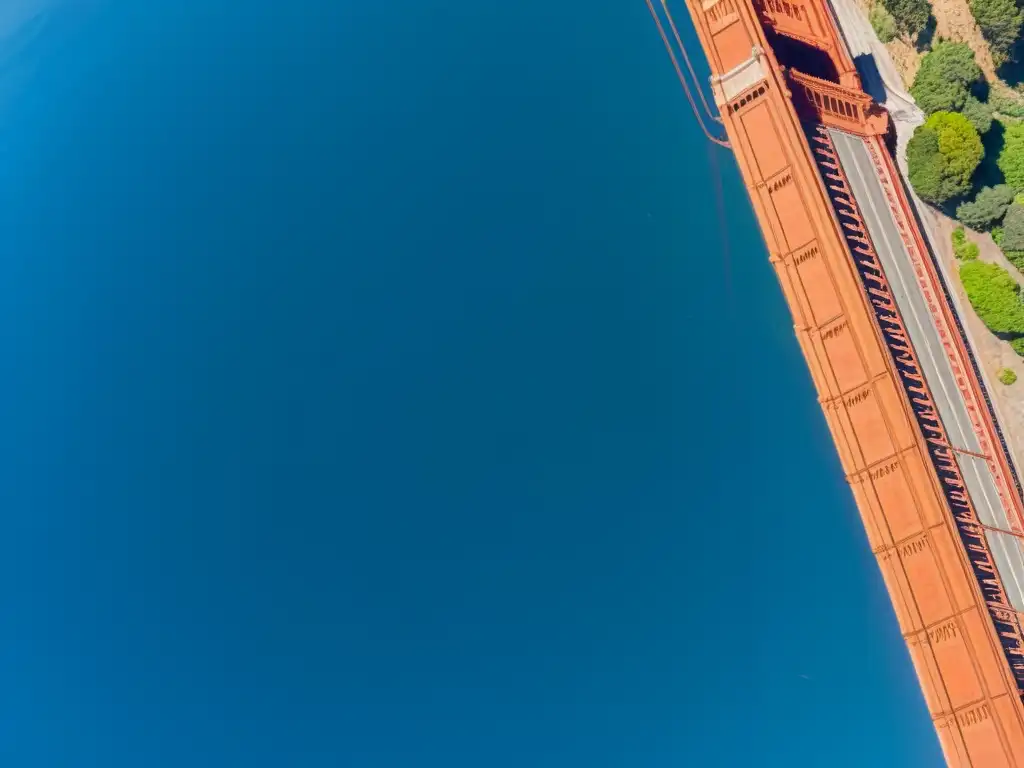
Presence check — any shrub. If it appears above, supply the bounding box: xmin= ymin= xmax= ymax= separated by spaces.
xmin=963 ymin=94 xmax=995 ymax=134
xmin=956 ymin=184 xmax=1015 ymax=229
xmin=1012 ymin=337 xmax=1024 ymax=356
xmin=998 ymin=122 xmax=1024 ymax=191
xmin=911 ymin=43 xmax=983 ymax=115
xmin=999 ymin=367 xmax=1018 ymax=384
xmin=970 ymin=0 xmax=1023 ymax=63
xmin=1005 ymin=249 xmax=1024 ymax=272
xmin=883 ymin=0 xmax=931 ymax=37
xmin=907 ymin=113 xmax=984 ymax=203
xmin=994 ymin=225 xmax=1006 ymax=245
xmin=1002 ymin=203 xmax=1024 ymax=249
xmin=952 ymin=226 xmax=981 ymax=258
xmin=870 ymin=4 xmax=899 ymax=41
xmin=960 ymin=259 xmax=1024 ymax=334
xmin=991 ymin=86 xmax=1024 ymax=118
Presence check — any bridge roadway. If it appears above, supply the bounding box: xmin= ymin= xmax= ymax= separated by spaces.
xmin=827 ymin=128 xmax=1024 ymax=610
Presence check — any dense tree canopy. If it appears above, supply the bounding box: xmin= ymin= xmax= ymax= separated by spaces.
xmin=992 ymin=86 xmax=1024 ymax=118
xmin=962 ymin=94 xmax=994 ymax=134
xmin=960 ymin=259 xmax=1024 ymax=334
xmin=870 ymin=4 xmax=898 ymax=41
xmin=970 ymin=0 xmax=1023 ymax=62
xmin=999 ymin=123 xmax=1024 ymax=191
xmin=1002 ymin=203 xmax=1024 ymax=249
xmin=910 ymin=43 xmax=983 ymax=115
xmin=956 ymin=184 xmax=1015 ymax=229
xmin=1004 ymin=247 xmax=1024 ymax=273
xmin=908 ymin=128 xmax=948 ymax=202
xmin=907 ymin=112 xmax=984 ymax=203
xmin=882 ymin=0 xmax=931 ymax=37
xmin=931 ymin=112 xmax=984 ymax=181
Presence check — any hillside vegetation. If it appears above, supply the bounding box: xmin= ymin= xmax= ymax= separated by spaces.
xmin=878 ymin=27 xmax=1024 ymax=356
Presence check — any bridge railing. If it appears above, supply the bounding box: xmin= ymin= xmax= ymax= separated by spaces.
xmin=786 ymin=68 xmax=889 ymax=136
xmin=808 ymin=124 xmax=1024 ymax=701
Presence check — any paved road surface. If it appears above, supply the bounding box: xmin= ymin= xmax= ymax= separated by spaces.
xmin=827 ymin=0 xmax=922 ymax=126
xmin=830 ymin=129 xmax=1024 ymax=610
xmin=823 ymin=0 xmax=1024 ymax=503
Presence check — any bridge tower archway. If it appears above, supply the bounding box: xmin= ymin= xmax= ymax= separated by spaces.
xmin=753 ymin=0 xmax=860 ymax=88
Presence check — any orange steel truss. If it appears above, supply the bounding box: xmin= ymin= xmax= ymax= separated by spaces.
xmin=674 ymin=0 xmax=1024 ymax=762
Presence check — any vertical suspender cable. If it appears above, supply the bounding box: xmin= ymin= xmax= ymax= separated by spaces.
xmin=661 ymin=0 xmax=723 ymax=124
xmin=644 ymin=0 xmax=730 ymax=148
xmin=644 ymin=0 xmax=735 ymax=308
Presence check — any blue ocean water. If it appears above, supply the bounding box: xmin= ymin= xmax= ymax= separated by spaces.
xmin=0 ymin=0 xmax=945 ymax=765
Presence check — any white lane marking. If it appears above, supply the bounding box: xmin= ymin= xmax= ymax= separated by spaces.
xmin=961 ymin=454 xmax=1005 ymax=529
xmin=839 ymin=134 xmax=973 ymax=447
xmin=841 ymin=137 xmax=1004 ymax=527
xmin=993 ymin=531 xmax=1024 ymax=610
xmin=837 ymin=133 xmax=1008 ymax=528
xmin=1008 ymin=537 xmax=1024 ymax=609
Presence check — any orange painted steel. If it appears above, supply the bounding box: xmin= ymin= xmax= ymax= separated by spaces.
xmin=785 ymin=67 xmax=888 ymax=135
xmin=864 ymin=134 xmax=1024 ymax=537
xmin=671 ymin=0 xmax=1024 ymax=762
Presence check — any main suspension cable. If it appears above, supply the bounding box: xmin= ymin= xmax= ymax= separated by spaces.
xmin=661 ymin=0 xmax=723 ymax=124
xmin=643 ymin=0 xmax=730 ymax=148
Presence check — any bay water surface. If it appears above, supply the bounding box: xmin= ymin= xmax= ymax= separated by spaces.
xmin=0 ymin=0 xmax=944 ymax=765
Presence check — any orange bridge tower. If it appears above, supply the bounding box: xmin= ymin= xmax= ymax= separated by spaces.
xmin=662 ymin=0 xmax=1024 ymax=763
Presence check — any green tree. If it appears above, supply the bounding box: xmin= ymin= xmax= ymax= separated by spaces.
xmin=963 ymin=94 xmax=995 ymax=134
xmin=910 ymin=43 xmax=983 ymax=115
xmin=998 ymin=122 xmax=1024 ymax=190
xmin=1012 ymin=337 xmax=1024 ymax=356
xmin=970 ymin=0 xmax=1023 ymax=63
xmin=1003 ymin=203 xmax=1024 ymax=249
xmin=933 ymin=112 xmax=984 ymax=182
xmin=908 ymin=128 xmax=948 ymax=202
xmin=960 ymin=259 xmax=1024 ymax=334
xmin=882 ymin=0 xmax=931 ymax=36
xmin=908 ymin=128 xmax=953 ymax=202
xmin=956 ymin=184 xmax=1015 ymax=229
xmin=870 ymin=4 xmax=898 ymax=41
xmin=991 ymin=85 xmax=1024 ymax=117
xmin=907 ymin=113 xmax=984 ymax=203
xmin=999 ymin=367 xmax=1018 ymax=384
xmin=1006 ymin=250 xmax=1024 ymax=272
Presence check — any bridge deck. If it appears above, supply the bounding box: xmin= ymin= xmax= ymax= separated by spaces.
xmin=827 ymin=128 xmax=1024 ymax=610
